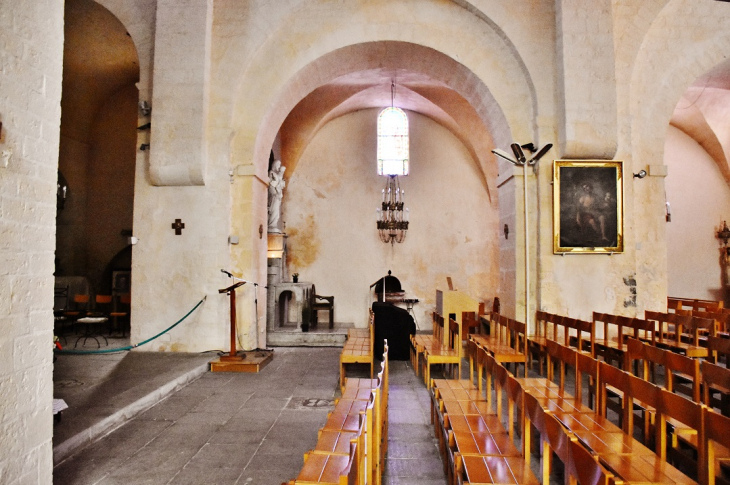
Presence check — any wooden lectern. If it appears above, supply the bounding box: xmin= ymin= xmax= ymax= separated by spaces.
xmin=219 ymin=281 xmax=246 ymax=362
xmin=210 ymin=280 xmax=273 ymax=373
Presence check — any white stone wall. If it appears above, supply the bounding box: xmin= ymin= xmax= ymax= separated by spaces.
xmin=665 ymin=125 xmax=730 ymax=302
xmin=284 ymin=110 xmax=499 ymax=328
xmin=0 ymin=1 xmax=64 ymax=483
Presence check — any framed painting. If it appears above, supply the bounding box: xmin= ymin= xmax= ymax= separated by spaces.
xmin=553 ymin=160 xmax=624 ymax=254
xmin=112 ymin=270 xmax=131 ymax=294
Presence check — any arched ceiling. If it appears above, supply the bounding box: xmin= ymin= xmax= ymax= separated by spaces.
xmin=279 ymin=43 xmax=501 ymax=199
xmin=61 ymin=0 xmax=139 ymax=141
xmin=670 ymin=59 xmax=730 ymax=186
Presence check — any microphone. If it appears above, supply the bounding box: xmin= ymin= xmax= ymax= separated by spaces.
xmin=221 ymin=269 xmax=268 ymax=289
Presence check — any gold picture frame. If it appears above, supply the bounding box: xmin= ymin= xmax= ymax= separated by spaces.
xmin=553 ymin=160 xmax=624 ymax=254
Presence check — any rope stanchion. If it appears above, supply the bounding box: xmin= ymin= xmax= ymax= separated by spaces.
xmin=55 ymin=296 xmax=207 ymax=355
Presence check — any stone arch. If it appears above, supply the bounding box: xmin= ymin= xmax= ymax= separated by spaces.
xmin=225 ymin=0 xmax=539 ymax=176
xmin=56 ymin=0 xmax=140 ymax=294
xmin=629 ymin=1 xmax=730 ymax=169
xmin=628 ymin=0 xmax=730 ymax=309
xmin=274 ymin=42 xmax=507 ymax=199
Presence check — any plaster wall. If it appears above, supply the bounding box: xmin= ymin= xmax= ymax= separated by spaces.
xmin=0 ymin=1 xmax=64 ymax=483
xmin=86 ymin=86 xmax=137 ymax=291
xmin=665 ymin=125 xmax=730 ymax=303
xmin=283 ymin=110 xmax=499 ymax=328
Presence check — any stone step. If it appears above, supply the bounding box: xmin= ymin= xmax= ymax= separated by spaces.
xmin=267 ymin=323 xmax=353 ymax=347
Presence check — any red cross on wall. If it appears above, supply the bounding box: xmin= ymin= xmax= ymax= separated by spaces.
xmin=172 ymin=219 xmax=185 ymax=235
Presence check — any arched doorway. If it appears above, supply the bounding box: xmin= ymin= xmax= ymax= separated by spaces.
xmin=55 ymin=0 xmax=139 ymax=335
xmin=665 ymin=60 xmax=730 ymax=305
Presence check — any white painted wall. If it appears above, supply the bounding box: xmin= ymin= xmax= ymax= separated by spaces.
xmin=283 ymin=110 xmax=499 ymax=328
xmin=0 ymin=2 xmax=64 ymax=483
xmin=665 ymin=124 xmax=730 ymax=303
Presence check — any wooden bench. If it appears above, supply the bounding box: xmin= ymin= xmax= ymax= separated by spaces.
xmin=288 ymin=345 xmax=390 ymax=485
xmin=410 ymin=312 xmax=442 ymax=377
xmin=422 ymin=316 xmax=462 ymax=388
xmin=429 ymin=365 xmax=539 ymax=485
xmin=529 ymin=312 xmax=595 ymax=374
xmin=339 ymin=312 xmax=374 ymax=391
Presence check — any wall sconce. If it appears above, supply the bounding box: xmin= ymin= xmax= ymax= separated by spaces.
xmin=633 ymin=170 xmax=647 ymax=179
xmin=57 ymin=171 xmax=68 ymax=210
xmin=717 ymin=221 xmax=730 ymax=257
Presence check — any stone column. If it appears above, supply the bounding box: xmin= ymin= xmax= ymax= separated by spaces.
xmin=149 ymin=0 xmax=213 ymax=186
xmin=556 ymin=0 xmax=618 ymax=159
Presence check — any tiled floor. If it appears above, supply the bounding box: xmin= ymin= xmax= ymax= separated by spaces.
xmin=53 ymin=347 xmax=451 ymax=484
xmin=383 ymin=363 xmax=447 ymax=485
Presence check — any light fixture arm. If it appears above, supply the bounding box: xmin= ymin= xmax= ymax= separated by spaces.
xmin=492 ymin=149 xmax=519 ymax=165
xmin=511 ymin=143 xmax=527 ymax=164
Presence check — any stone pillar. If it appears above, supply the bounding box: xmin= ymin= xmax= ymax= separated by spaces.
xmin=556 ymin=0 xmax=617 ymax=159
xmin=149 ymin=0 xmax=213 ymax=186
xmin=0 ymin=1 xmax=64 ymax=483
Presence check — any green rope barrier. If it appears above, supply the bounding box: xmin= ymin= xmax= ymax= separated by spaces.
xmin=55 ymin=296 xmax=207 ymax=355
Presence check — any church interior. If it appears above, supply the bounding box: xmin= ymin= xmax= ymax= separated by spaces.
xmin=4 ymin=0 xmax=730 ymax=483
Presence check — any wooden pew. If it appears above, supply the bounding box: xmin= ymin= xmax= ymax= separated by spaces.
xmin=422 ymin=316 xmax=462 ymax=388
xmin=470 ymin=314 xmax=529 ymax=378
xmin=668 ymin=296 xmax=723 ymax=314
xmin=707 ymin=336 xmax=730 ymax=367
xmin=339 ymin=312 xmax=374 ymax=391
xmin=644 ymin=311 xmax=711 ymax=358
xmin=411 ymin=311 xmax=442 ymax=377
xmin=593 ymin=312 xmax=633 ymax=367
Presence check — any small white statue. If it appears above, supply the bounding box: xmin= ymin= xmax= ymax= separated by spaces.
xmin=268 ymin=159 xmax=286 ymax=232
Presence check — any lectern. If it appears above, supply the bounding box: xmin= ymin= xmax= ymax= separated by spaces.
xmin=210 ymin=280 xmax=273 ymax=372
xmin=219 ymin=281 xmax=246 ymax=362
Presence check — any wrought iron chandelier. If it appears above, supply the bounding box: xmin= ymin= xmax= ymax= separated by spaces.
xmin=377 ymin=175 xmax=409 ymax=244
xmin=376 ymin=82 xmax=410 ymax=244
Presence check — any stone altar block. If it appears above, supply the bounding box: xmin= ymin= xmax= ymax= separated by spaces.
xmin=269 ymin=281 xmax=314 ymax=330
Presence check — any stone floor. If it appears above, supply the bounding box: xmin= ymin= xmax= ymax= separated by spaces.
xmin=52 ymin=346 xmax=449 ymax=485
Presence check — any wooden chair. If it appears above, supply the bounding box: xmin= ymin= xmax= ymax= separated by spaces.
xmin=701 ymin=360 xmax=730 ymax=416
xmin=523 ymin=390 xmax=569 ymax=485
xmin=484 ymin=316 xmax=529 ymax=378
xmin=645 ymin=311 xmax=709 ymax=358
xmin=74 ymin=295 xmax=110 ymax=348
xmin=542 ymin=411 xmax=578 ymax=485
xmin=706 ymin=335 xmax=730 ymax=367
xmin=411 ymin=311 xmax=444 ymax=376
xmin=109 ymin=293 xmax=131 ymax=337
xmin=703 ymin=406 xmax=730 ymax=485
xmin=593 ymin=312 xmax=631 ymax=367
xmin=569 ymin=316 xmax=596 ymax=357
xmin=529 ymin=310 xmax=553 ymax=374
xmin=312 ymin=292 xmax=334 ymax=329
xmin=462 ymin=310 xmax=480 ymax=341
xmin=64 ymin=293 xmax=89 ymax=328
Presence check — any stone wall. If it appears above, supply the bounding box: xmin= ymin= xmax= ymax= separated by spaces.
xmin=283 ymin=109 xmax=499 ymax=328
xmin=0 ymin=1 xmax=64 ymax=483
